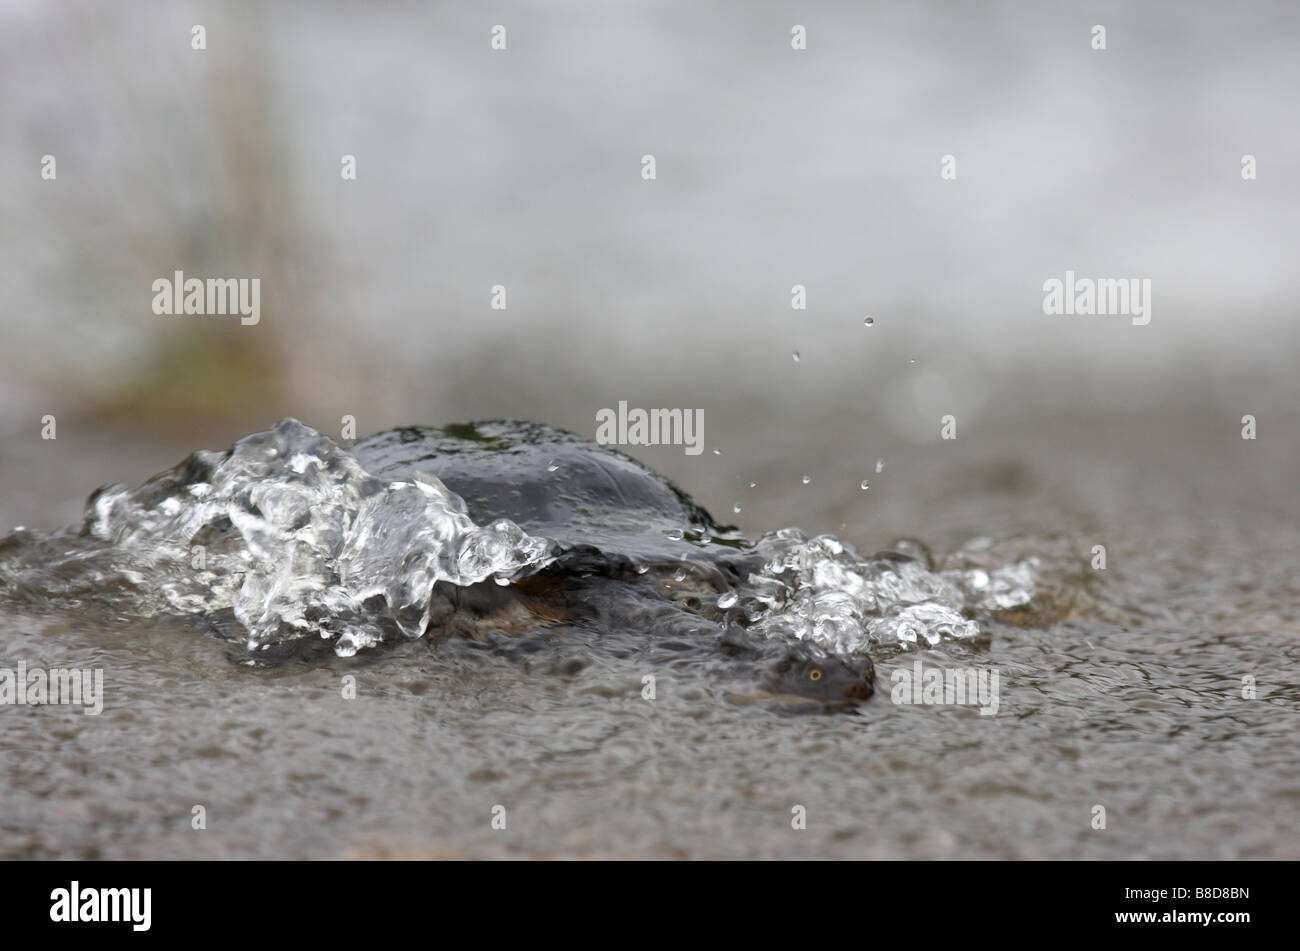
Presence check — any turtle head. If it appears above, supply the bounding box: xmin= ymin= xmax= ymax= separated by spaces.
xmin=754 ymin=644 xmax=874 ymax=711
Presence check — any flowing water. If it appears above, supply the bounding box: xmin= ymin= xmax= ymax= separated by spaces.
xmin=0 ymin=415 xmax=1297 ymax=859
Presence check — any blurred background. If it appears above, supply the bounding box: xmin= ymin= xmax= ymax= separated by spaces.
xmin=2 ymin=0 xmax=1298 ymax=549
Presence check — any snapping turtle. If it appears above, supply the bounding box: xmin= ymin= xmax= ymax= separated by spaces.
xmin=351 ymin=421 xmax=874 ymax=710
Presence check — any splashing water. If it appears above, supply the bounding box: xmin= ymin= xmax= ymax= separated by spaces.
xmin=738 ymin=530 xmax=1035 ymax=655
xmin=0 ymin=420 xmax=1036 ymax=660
xmin=0 ymin=420 xmax=552 ymax=656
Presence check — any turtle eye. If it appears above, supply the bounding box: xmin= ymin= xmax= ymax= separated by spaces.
xmin=809 ymin=669 xmax=822 ymax=681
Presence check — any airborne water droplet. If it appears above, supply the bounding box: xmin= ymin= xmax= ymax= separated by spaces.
xmin=674 ymin=568 xmax=687 ymax=583
xmin=665 ymin=528 xmax=684 ymax=541
xmin=733 ymin=503 xmax=742 ymax=513
xmin=748 ymin=481 xmax=757 ymax=489
xmin=801 ymin=475 xmax=811 ymax=485
xmin=860 ymin=480 xmax=870 ymax=490
xmin=718 ymin=592 xmax=738 ymax=609
xmin=863 ymin=315 xmax=875 ymax=327
xmin=546 ymin=460 xmax=559 ymax=472
xmin=792 ymin=351 xmax=800 ymax=363
xmin=876 ymin=458 xmax=885 ymax=473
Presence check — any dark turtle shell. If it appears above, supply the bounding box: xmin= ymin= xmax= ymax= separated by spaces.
xmin=351 ymin=420 xmax=744 ymax=568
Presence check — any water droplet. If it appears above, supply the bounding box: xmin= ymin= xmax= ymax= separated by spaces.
xmin=493 ymin=575 xmax=511 ymax=586
xmin=860 ymin=480 xmax=870 ymax=490
xmin=665 ymin=528 xmax=683 ymax=541
xmin=748 ymin=481 xmax=757 ymax=489
xmin=712 ymin=448 xmax=721 ymax=456
xmin=801 ymin=475 xmax=811 ymax=485
xmin=635 ymin=563 xmax=649 ymax=575
xmin=674 ymin=568 xmax=687 ymax=583
xmin=733 ymin=503 xmax=742 ymax=514
xmin=875 ymin=458 xmax=885 ymax=473
xmin=863 ymin=315 xmax=875 ymax=327
xmin=546 ymin=460 xmax=559 ymax=472
xmin=909 ymin=358 xmax=917 ymax=365
xmin=699 ymin=533 xmax=712 ymax=544
xmin=718 ymin=592 xmax=738 ymax=609
xmin=792 ymin=351 xmax=800 ymax=363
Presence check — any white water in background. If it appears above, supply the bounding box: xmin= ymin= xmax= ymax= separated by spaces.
xmin=2 ymin=1 xmax=1299 ymax=438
